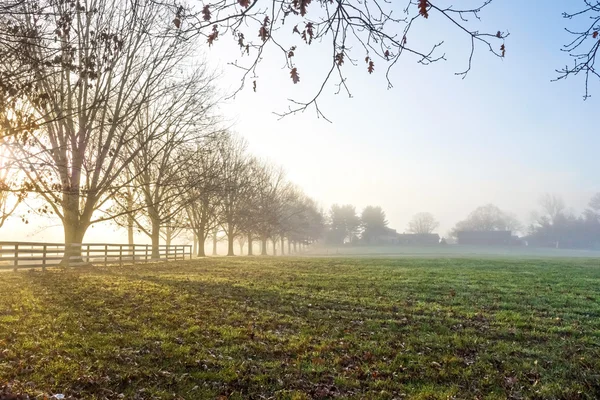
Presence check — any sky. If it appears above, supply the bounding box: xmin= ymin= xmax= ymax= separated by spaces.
xmin=3 ymin=0 xmax=600 ymax=242
xmin=200 ymin=0 xmax=599 ymax=237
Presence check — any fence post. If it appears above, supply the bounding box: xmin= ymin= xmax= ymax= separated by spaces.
xmin=119 ymin=245 xmax=123 ymax=266
xmin=86 ymin=245 xmax=90 ymax=264
xmin=132 ymin=245 xmax=136 ymax=264
xmin=42 ymin=245 xmax=47 ymax=272
xmin=145 ymin=245 xmax=149 ymax=263
xmin=13 ymin=244 xmax=18 ymax=272
xmin=104 ymin=244 xmax=108 ymax=266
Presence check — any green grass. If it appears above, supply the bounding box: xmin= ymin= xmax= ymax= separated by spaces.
xmin=1 ymin=257 xmax=599 ymax=399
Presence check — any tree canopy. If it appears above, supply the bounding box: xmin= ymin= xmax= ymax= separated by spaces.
xmin=408 ymin=212 xmax=440 ymax=235
xmin=452 ymin=204 xmax=521 ymax=236
xmin=360 ymin=206 xmax=388 ymax=243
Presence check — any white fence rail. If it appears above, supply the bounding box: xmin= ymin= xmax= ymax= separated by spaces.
xmin=0 ymin=242 xmax=192 ymax=271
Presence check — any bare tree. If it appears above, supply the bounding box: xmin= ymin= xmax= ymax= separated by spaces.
xmin=112 ymin=66 xmax=218 ymax=258
xmin=4 ymin=0 xmax=198 ymax=260
xmin=0 ymin=1 xmax=59 ymax=139
xmin=236 ymin=235 xmax=247 ymax=255
xmin=408 ymin=212 xmax=440 ymax=234
xmin=110 ymin=168 xmax=138 ymax=246
xmin=539 ymin=194 xmax=566 ymax=225
xmin=286 ymin=195 xmax=324 ymax=251
xmin=216 ymin=134 xmax=253 ymax=256
xmin=183 ymin=134 xmax=227 ymax=257
xmin=556 ymin=1 xmax=600 ymax=98
xmin=0 ymin=140 xmax=25 ymax=229
xmin=170 ymin=0 xmax=507 ymax=119
xmin=161 ymin=213 xmax=187 ymax=247
xmin=246 ymin=161 xmax=287 ymax=256
xmin=451 ymin=204 xmax=520 ymax=237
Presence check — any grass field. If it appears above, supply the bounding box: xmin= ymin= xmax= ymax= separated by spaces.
xmin=0 ymin=258 xmax=599 ymax=399
xmin=305 ymin=244 xmax=600 ymax=259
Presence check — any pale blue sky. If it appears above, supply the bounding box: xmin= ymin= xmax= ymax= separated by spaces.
xmin=212 ymin=0 xmax=600 ymax=236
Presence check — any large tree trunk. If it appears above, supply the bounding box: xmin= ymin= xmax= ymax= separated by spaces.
xmin=62 ymin=218 xmax=87 ymax=265
xmin=281 ymin=236 xmax=285 ymax=255
xmin=247 ymin=234 xmax=253 ymax=256
xmin=272 ymin=239 xmax=277 ymax=256
xmin=151 ymin=217 xmax=161 ymax=259
xmin=197 ymin=233 xmax=206 ymax=257
xmin=127 ymin=222 xmax=134 ymax=260
xmin=166 ymin=226 xmax=173 ymax=247
xmin=239 ymin=241 xmax=244 ymax=254
xmin=127 ymin=218 xmax=134 ymax=246
xmin=261 ymin=238 xmax=268 ymax=256
xmin=288 ymin=239 xmax=291 ymax=255
xmin=227 ymin=231 xmax=235 ymax=256
xmin=61 ymin=191 xmax=88 ymax=265
xmin=193 ymin=235 xmax=198 ymax=257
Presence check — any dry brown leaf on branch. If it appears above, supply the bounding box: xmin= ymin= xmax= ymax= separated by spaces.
xmin=290 ymin=68 xmax=300 ymax=84
xmin=419 ymin=0 xmax=428 ymax=19
xmin=207 ymin=25 xmax=218 ymax=46
xmin=294 ymin=0 xmax=312 ymax=17
xmin=301 ymin=23 xmax=314 ymax=44
xmin=202 ymin=5 xmax=211 ymax=21
xmin=258 ymin=17 xmax=270 ymax=42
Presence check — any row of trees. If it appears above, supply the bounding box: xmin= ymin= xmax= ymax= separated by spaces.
xmin=448 ymin=194 xmax=600 ymax=249
xmin=527 ymin=193 xmax=600 ymax=249
xmin=0 ymin=0 xmax=323 ymax=259
xmin=323 ymin=204 xmax=440 ymax=245
xmin=319 ymin=195 xmax=600 ymax=249
xmin=108 ymin=131 xmax=324 ymax=258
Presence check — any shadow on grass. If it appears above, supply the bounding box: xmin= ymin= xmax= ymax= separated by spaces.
xmin=8 ymin=261 xmax=600 ymax=399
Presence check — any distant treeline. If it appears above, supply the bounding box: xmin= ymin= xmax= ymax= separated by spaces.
xmin=321 ymin=194 xmax=600 ymax=250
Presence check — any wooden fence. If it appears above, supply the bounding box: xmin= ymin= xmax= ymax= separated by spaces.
xmin=0 ymin=242 xmax=192 ymax=271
